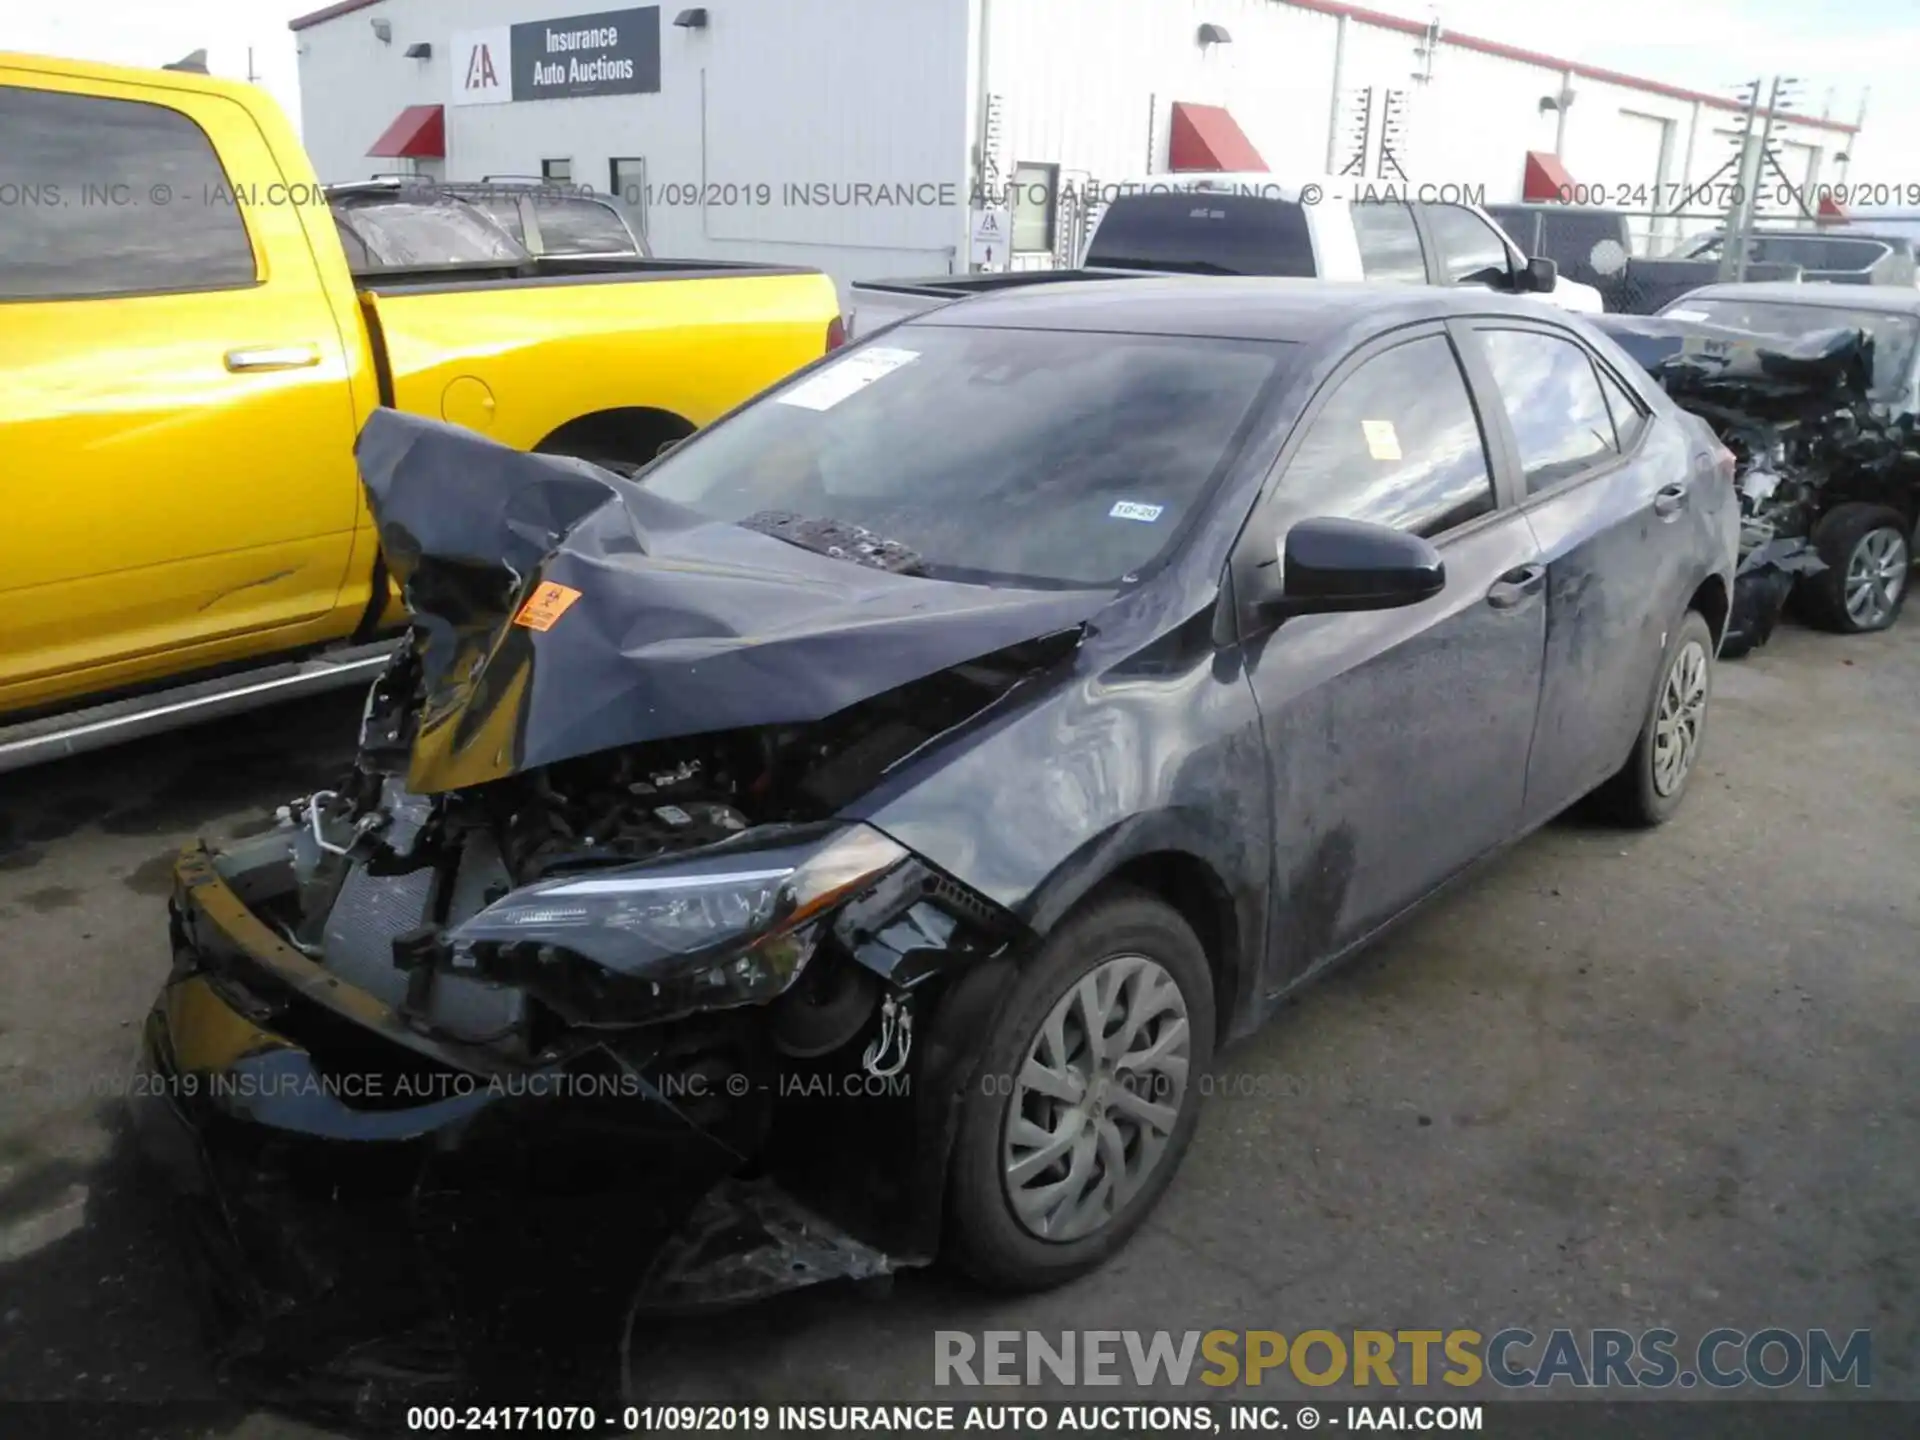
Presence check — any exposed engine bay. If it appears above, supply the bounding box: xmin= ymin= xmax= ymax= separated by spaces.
xmin=1594 ymin=314 xmax=1920 ymax=654
xmin=266 ymin=626 xmax=1053 ymax=1067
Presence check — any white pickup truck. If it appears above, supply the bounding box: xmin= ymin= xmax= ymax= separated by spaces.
xmin=849 ymin=173 xmax=1605 ymax=337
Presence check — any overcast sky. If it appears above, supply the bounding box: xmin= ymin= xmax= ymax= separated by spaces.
xmin=2 ymin=0 xmax=1912 ymax=184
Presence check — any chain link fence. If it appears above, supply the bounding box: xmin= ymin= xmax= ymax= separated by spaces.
xmin=1486 ymin=205 xmax=1824 ymax=314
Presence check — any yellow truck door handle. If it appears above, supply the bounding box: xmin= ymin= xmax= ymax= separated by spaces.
xmin=225 ymin=345 xmax=322 ymax=373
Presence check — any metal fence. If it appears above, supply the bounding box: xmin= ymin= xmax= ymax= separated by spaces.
xmin=1490 ymin=206 xmax=1837 ymax=314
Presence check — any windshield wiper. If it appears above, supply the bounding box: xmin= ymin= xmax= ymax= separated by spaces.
xmin=739 ymin=510 xmax=927 ymax=575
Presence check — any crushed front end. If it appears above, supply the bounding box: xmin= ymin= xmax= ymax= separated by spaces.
xmin=1594 ymin=313 xmax=1916 ymax=655
xmin=132 ymin=411 xmax=1089 ymax=1413
xmin=140 ymin=682 xmax=1027 ymax=1406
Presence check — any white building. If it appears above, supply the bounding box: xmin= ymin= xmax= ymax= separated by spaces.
xmin=291 ymin=0 xmax=1862 ymax=291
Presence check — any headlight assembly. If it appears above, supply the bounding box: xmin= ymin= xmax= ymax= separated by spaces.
xmin=444 ymin=824 xmax=908 ymax=1026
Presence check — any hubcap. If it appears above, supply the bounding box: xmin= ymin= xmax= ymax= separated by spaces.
xmin=1844 ymin=526 xmax=1910 ymax=629
xmin=1652 ymin=639 xmax=1710 ymax=798
xmin=1003 ymin=954 xmax=1192 ymax=1242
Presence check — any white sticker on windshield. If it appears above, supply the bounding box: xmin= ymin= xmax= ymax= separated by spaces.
xmin=1109 ymin=501 xmax=1165 ymax=523
xmin=1362 ymin=419 xmax=1402 ymax=462
xmin=774 ymin=346 xmax=920 ymax=411
xmin=1665 ymin=308 xmax=1710 ymax=321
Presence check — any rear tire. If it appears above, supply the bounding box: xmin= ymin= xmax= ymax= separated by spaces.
xmin=1798 ymin=502 xmax=1911 ymax=634
xmin=1594 ymin=610 xmax=1714 ymax=828
xmin=945 ymin=889 xmax=1214 ymax=1292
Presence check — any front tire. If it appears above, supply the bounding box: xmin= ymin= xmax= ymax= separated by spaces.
xmin=1595 ymin=610 xmax=1715 ymax=828
xmin=1799 ymin=502 xmax=1911 ymax=634
xmin=946 ymin=889 xmax=1215 ymax=1291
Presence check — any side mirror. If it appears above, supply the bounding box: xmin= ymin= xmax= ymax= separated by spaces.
xmin=1262 ymin=517 xmax=1446 ymax=618
xmin=1523 ymin=255 xmax=1559 ymax=293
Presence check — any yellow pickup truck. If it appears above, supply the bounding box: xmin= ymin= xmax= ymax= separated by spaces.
xmin=0 ymin=53 xmax=843 ymax=769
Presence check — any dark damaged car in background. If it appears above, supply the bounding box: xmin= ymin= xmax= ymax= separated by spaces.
xmin=134 ymin=280 xmax=1738 ymax=1413
xmin=1596 ymin=283 xmax=1920 ymax=655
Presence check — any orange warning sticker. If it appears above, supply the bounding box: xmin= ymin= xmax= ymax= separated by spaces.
xmin=513 ymin=582 xmax=582 ymax=632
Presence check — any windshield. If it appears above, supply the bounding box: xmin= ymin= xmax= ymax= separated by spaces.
xmin=639 ymin=325 xmax=1290 ymax=588
xmin=1085 ymin=192 xmax=1317 ymax=277
xmin=1670 ymin=298 xmax=1919 ymax=401
xmin=330 ymin=197 xmax=530 ymax=267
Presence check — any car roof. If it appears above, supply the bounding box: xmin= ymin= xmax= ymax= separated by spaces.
xmin=1675 ymin=282 xmax=1920 ymax=315
xmin=909 ymin=276 xmax=1574 ymax=343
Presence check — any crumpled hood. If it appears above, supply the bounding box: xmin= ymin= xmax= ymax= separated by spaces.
xmin=355 ymin=409 xmax=1104 ymax=793
xmin=1590 ymin=314 xmax=1878 ymax=419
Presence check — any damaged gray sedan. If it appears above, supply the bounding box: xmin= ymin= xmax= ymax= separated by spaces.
xmin=134 ymin=280 xmax=1736 ymax=1407
xmin=1598 ymin=284 xmax=1920 ymax=654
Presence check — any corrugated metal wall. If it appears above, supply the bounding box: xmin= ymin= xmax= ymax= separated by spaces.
xmin=296 ymin=0 xmax=1854 ymax=288
xmin=297 ymin=0 xmax=971 ymax=296
xmin=978 ymin=0 xmax=1848 ymax=266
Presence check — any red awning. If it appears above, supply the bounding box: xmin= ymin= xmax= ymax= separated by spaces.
xmin=368 ymin=104 xmax=446 ymax=159
xmin=1522 ymin=150 xmax=1576 ymax=202
xmin=1169 ymin=102 xmax=1267 ymax=172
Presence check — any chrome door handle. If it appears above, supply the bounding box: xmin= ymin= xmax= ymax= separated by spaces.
xmin=226 ymin=345 xmax=322 ymax=373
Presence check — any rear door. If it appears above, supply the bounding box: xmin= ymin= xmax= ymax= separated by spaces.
xmin=1234 ymin=325 xmax=1546 ymax=988
xmin=1456 ymin=319 xmax=1694 ymax=823
xmin=0 ymin=73 xmax=363 ymax=711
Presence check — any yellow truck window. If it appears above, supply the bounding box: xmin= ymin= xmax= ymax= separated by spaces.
xmin=0 ymin=83 xmax=256 ymax=300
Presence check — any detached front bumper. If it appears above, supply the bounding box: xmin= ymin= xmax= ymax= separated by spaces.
xmin=135 ymin=844 xmax=916 ymax=1411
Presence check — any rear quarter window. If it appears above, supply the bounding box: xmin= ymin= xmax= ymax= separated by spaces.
xmin=1085 ymin=192 xmax=1316 ymax=277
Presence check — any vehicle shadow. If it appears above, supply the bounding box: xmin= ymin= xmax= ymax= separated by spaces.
xmin=0 ymin=1106 xmax=245 ymax=1435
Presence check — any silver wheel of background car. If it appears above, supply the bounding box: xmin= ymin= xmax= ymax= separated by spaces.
xmin=1002 ymin=953 xmax=1192 ymax=1243
xmin=1651 ymin=639 xmax=1710 ymax=798
xmin=1845 ymin=526 xmax=1910 ymax=630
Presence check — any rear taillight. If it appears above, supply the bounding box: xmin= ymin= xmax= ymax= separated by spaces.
xmin=826 ymin=315 xmax=847 ymax=352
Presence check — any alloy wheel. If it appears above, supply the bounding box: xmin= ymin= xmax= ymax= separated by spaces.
xmin=1651 ymin=639 xmax=1710 ymax=797
xmin=1844 ymin=526 xmax=1910 ymax=629
xmin=1002 ymin=954 xmax=1192 ymax=1242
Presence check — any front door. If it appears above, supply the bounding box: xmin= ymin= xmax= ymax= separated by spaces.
xmin=1234 ymin=325 xmax=1547 ymax=991
xmin=0 ymin=73 xmax=364 ymax=712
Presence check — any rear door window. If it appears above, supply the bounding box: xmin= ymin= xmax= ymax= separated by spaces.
xmin=1085 ymin=191 xmax=1317 ymax=276
xmin=1597 ymin=365 xmax=1649 ymax=451
xmin=1351 ymin=201 xmax=1427 ymax=283
xmin=1476 ymin=328 xmax=1619 ymax=492
xmin=1269 ymin=333 xmax=1496 ymax=539
xmin=463 ymin=192 xmax=529 ymax=243
xmin=0 ymin=83 xmax=255 ymax=299
xmin=530 ymin=195 xmax=639 ymax=255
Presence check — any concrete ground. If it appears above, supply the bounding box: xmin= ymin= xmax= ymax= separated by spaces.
xmin=1 ymin=616 xmax=1915 ymax=1434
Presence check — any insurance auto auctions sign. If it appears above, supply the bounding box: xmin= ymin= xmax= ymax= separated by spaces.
xmin=452 ymin=7 xmax=660 ymax=107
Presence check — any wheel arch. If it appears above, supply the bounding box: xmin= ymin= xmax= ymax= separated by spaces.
xmin=1020 ymin=817 xmax=1260 ymax=1049
xmin=1688 ymin=570 xmax=1731 ymax=648
xmin=531 ymin=406 xmax=697 ymax=468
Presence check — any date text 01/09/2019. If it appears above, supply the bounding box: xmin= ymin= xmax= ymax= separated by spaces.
xmin=1552 ymin=179 xmax=1920 ymax=209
